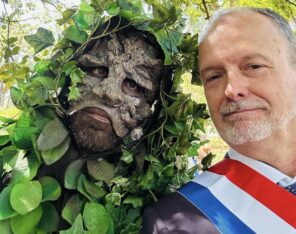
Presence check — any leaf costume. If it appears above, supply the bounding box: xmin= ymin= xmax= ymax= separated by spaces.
xmin=0 ymin=0 xmax=209 ymax=233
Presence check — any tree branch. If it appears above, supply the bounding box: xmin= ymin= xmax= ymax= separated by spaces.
xmin=0 ymin=16 xmax=36 ymax=23
xmin=202 ymin=0 xmax=210 ymax=20
xmin=285 ymin=0 xmax=296 ymax=7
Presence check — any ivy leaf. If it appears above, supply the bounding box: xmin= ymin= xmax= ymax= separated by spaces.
xmin=24 ymin=27 xmax=55 ymax=53
xmin=33 ymin=59 xmax=51 ymax=74
xmin=74 ymin=1 xmax=97 ymax=30
xmin=106 ymin=2 xmax=120 ymax=15
xmin=120 ymin=149 xmax=133 ymax=164
xmin=10 ymin=181 xmax=42 ymax=215
xmin=57 ymin=9 xmax=77 ymax=26
xmin=34 ymin=76 xmax=55 ymax=90
xmin=68 ymin=85 xmax=81 ymax=101
xmin=123 ymin=196 xmax=143 ymax=208
xmin=39 ymin=176 xmax=61 ymax=201
xmin=70 ymin=68 xmax=84 ymax=86
xmin=37 ymin=118 xmax=68 ymax=151
xmin=41 ymin=136 xmax=70 ymax=165
xmin=62 ymin=25 xmax=88 ymax=44
xmin=37 ymin=202 xmax=59 ymax=233
xmin=60 ymin=214 xmax=87 ymax=234
xmin=0 ymin=185 xmax=18 ymax=220
xmin=105 ymin=193 xmax=121 ymax=206
xmin=10 ymin=206 xmax=42 ymax=234
xmin=65 ymin=159 xmax=86 ymax=189
xmin=87 ymin=159 xmax=115 ymax=181
xmin=62 ymin=194 xmax=86 ymax=225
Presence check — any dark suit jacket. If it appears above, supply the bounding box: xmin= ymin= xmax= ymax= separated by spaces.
xmin=141 ymin=192 xmax=220 ymax=234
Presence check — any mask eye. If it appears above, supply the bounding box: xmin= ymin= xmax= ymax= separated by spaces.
xmin=89 ymin=66 xmax=109 ymax=79
xmin=122 ymin=78 xmax=142 ymax=97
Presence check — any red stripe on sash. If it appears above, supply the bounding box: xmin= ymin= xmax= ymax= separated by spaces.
xmin=209 ymin=159 xmax=296 ymax=228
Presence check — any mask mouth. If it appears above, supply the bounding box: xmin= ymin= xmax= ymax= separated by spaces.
xmin=82 ymin=107 xmax=111 ymax=124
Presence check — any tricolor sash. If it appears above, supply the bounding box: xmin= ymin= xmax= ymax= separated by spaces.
xmin=178 ymin=158 xmax=296 ymax=234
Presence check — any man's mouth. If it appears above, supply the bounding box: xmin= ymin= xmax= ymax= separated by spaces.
xmin=221 ymin=108 xmax=265 ymax=121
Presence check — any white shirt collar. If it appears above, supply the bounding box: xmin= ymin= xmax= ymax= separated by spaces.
xmin=228 ymin=148 xmax=294 ymax=186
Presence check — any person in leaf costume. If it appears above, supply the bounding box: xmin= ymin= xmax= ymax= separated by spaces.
xmin=0 ymin=1 xmax=209 ymax=233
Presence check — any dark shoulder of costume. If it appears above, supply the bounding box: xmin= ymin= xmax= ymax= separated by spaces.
xmin=140 ymin=192 xmax=220 ymax=234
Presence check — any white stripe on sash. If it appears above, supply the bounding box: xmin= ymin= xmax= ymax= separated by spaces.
xmin=193 ymin=171 xmax=295 ymax=234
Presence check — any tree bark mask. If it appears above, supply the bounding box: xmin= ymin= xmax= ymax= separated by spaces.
xmin=66 ymin=30 xmax=164 ymax=153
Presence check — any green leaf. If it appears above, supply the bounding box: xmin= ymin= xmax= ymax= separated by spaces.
xmin=33 ymin=59 xmax=51 ymax=74
xmin=123 ymin=196 xmax=143 ymax=208
xmin=10 ymin=87 xmax=27 ymax=110
xmin=37 ymin=202 xmax=59 ymax=233
xmin=62 ymin=25 xmax=88 ymax=44
xmin=62 ymin=194 xmax=86 ymax=225
xmin=0 ymin=185 xmax=18 ymax=220
xmin=106 ymin=2 xmax=120 ymax=15
xmin=41 ymin=136 xmax=70 ymax=165
xmin=0 ymin=135 xmax=10 ymax=146
xmin=0 ymin=116 xmax=16 ymax=124
xmin=61 ymin=61 xmax=77 ymax=75
xmin=120 ymin=149 xmax=133 ymax=164
xmin=39 ymin=176 xmax=61 ymax=201
xmin=87 ymin=159 xmax=115 ymax=181
xmin=77 ymin=174 xmax=94 ymax=202
xmin=65 ymin=159 xmax=86 ymax=189
xmin=105 ymin=193 xmax=121 ymax=206
xmin=83 ymin=202 xmax=110 ymax=234
xmin=83 ymin=177 xmax=106 ymax=199
xmin=37 ymin=118 xmax=68 ymax=151
xmin=10 ymin=153 xmax=40 ymax=184
xmin=25 ymin=80 xmax=48 ymax=106
xmin=0 ymin=219 xmax=12 ymax=234
xmin=68 ymin=85 xmax=81 ymax=101
xmin=34 ymin=76 xmax=55 ymax=90
xmin=70 ymin=69 xmax=84 ymax=86
xmin=57 ymin=9 xmax=77 ymax=26
xmin=10 ymin=206 xmax=42 ymax=234
xmin=12 ymin=112 xmax=39 ymax=149
xmin=10 ymin=181 xmax=42 ymax=215
xmin=74 ymin=10 xmax=96 ymax=30
xmin=1 ymin=146 xmax=25 ymax=173
xmin=24 ymin=27 xmax=55 ymax=53
xmin=60 ymin=214 xmax=87 ymax=234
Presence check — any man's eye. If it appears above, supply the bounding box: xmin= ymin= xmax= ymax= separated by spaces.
xmin=122 ymin=78 xmax=142 ymax=97
xmin=89 ymin=66 xmax=109 ymax=78
xmin=248 ymin=64 xmax=262 ymax=70
xmin=206 ymin=74 xmax=221 ymax=83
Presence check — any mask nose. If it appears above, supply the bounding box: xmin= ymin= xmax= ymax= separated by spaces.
xmin=92 ymin=78 xmax=124 ymax=106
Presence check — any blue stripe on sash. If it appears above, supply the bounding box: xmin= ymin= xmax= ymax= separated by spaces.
xmin=178 ymin=181 xmax=255 ymax=234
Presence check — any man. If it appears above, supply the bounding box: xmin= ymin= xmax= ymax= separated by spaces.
xmin=141 ymin=7 xmax=296 ymax=234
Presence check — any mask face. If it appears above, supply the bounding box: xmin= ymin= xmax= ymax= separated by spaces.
xmin=66 ymin=30 xmax=164 ymax=153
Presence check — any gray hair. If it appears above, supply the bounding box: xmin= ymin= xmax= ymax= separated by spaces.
xmin=199 ymin=7 xmax=296 ymax=63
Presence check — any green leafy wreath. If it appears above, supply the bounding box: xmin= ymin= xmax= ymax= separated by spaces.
xmin=0 ymin=0 xmax=211 ymax=233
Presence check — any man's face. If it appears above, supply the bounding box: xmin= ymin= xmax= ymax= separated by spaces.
xmin=199 ymin=11 xmax=296 ymax=146
xmin=67 ymin=31 xmax=163 ymax=152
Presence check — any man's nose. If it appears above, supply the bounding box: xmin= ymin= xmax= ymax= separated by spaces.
xmin=224 ymin=71 xmax=250 ymax=101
